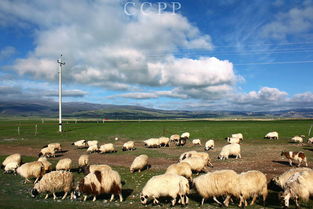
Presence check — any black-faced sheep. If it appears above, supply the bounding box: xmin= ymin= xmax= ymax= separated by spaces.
xmin=122 ymin=141 xmax=135 ymax=151
xmin=17 ymin=161 xmax=45 ymax=184
xmin=204 ymin=139 xmax=214 ymax=151
xmin=72 ymin=140 xmax=87 ymax=148
xmin=192 ymin=139 xmax=201 ymax=146
xmin=264 ymin=131 xmax=279 ymax=140
xmin=144 ymin=138 xmax=161 ymax=148
xmin=159 ymin=136 xmax=170 ymax=147
xmin=38 ymin=147 xmax=55 ymax=158
xmin=130 ymin=154 xmax=149 ymax=173
xmin=281 ymin=151 xmax=308 ymax=167
xmin=180 ymin=151 xmax=213 ymax=167
xmin=87 ymin=144 xmax=99 ymax=153
xmin=170 ymin=134 xmax=180 ymax=143
xmin=232 ymin=133 xmax=243 ymax=140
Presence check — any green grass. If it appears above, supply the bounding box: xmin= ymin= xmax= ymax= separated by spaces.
xmin=1 ymin=119 xmax=313 ymax=208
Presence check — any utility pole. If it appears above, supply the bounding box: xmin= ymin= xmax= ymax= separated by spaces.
xmin=57 ymin=55 xmax=65 ymax=133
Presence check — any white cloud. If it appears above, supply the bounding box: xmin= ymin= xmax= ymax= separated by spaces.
xmin=0 ymin=46 xmax=16 ymax=60
xmin=45 ymin=89 xmax=88 ymax=97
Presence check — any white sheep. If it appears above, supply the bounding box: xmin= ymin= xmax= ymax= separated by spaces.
xmin=271 ymin=168 xmax=312 ymax=190
xmin=31 ymin=171 xmax=74 ymax=200
xmin=192 ymin=139 xmax=202 ymax=146
xmin=204 ymin=139 xmax=214 ymax=151
xmin=99 ymin=143 xmax=116 ymax=153
xmin=88 ymin=164 xmax=112 ymax=174
xmin=4 ymin=161 xmax=19 ymax=174
xmin=17 ymin=161 xmax=45 ymax=184
xmin=170 ymin=134 xmax=180 ymax=143
xmin=180 ymin=151 xmax=213 ymax=167
xmin=56 ymin=158 xmax=72 ymax=171
xmin=281 ymin=151 xmax=308 ymax=167
xmin=78 ymin=155 xmax=89 ymax=172
xmin=291 ymin=136 xmax=304 ymax=144
xmin=264 ymin=131 xmax=279 ymax=140
xmin=140 ymin=173 xmax=190 ymax=206
xmin=43 ymin=143 xmax=62 ymax=152
xmin=130 ymin=154 xmax=149 ymax=173
xmin=122 ymin=141 xmax=135 ymax=151
xmin=307 ymin=137 xmax=313 ymax=144
xmin=226 ymin=137 xmax=241 ymax=144
xmin=37 ymin=157 xmax=52 ymax=172
xmin=159 ymin=136 xmax=170 ymax=147
xmin=87 ymin=144 xmax=99 ymax=153
xmin=235 ymin=170 xmax=268 ymax=207
xmin=2 ymin=153 xmax=22 ymax=169
xmin=72 ymin=140 xmax=87 ymax=148
xmin=232 ymin=133 xmax=243 ymax=140
xmin=181 ymin=157 xmax=208 ymax=174
xmin=218 ymin=143 xmax=241 ymax=160
xmin=282 ymin=170 xmax=313 ymax=208
xmin=144 ymin=138 xmax=161 ymax=148
xmin=181 ymin=132 xmax=190 ymax=139
xmin=87 ymin=140 xmax=98 ymax=147
xmin=165 ymin=162 xmax=193 ymax=180
xmin=193 ymin=169 xmax=239 ymax=206
xmin=38 ymin=146 xmax=55 ymax=158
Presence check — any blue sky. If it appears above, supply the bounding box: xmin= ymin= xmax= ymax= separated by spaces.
xmin=0 ymin=0 xmax=313 ymax=111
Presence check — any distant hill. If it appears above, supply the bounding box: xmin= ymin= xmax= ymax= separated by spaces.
xmin=0 ymin=101 xmax=312 ymax=119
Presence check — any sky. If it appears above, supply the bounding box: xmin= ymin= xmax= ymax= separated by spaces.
xmin=0 ymin=0 xmax=313 ymax=111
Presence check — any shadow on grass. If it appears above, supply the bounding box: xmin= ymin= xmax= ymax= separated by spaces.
xmin=272 ymin=160 xmax=291 ymax=166
xmin=303 ymin=147 xmax=313 ymax=152
xmin=57 ymin=150 xmax=68 ymax=154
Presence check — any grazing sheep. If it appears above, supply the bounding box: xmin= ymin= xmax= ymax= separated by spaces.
xmin=307 ymin=137 xmax=313 ymax=144
xmin=43 ymin=143 xmax=62 ymax=152
xmin=232 ymin=133 xmax=243 ymax=141
xmin=56 ymin=158 xmax=72 ymax=171
xmin=38 ymin=157 xmax=52 ymax=172
xmin=204 ymin=139 xmax=214 ymax=151
xmin=38 ymin=147 xmax=55 ymax=158
xmin=75 ymin=169 xmax=123 ymax=202
xmin=83 ymin=164 xmax=112 ymax=175
xmin=122 ymin=141 xmax=135 ymax=151
xmin=31 ymin=171 xmax=74 ymax=200
xmin=193 ymin=169 xmax=239 ymax=206
xmin=159 ymin=136 xmax=170 ymax=147
xmin=192 ymin=139 xmax=202 ymax=146
xmin=181 ymin=157 xmax=208 ymax=174
xmin=281 ymin=170 xmax=313 ymax=208
xmin=72 ymin=140 xmax=87 ymax=148
xmin=226 ymin=137 xmax=241 ymax=144
xmin=179 ymin=151 xmax=213 ymax=167
xmin=176 ymin=138 xmax=187 ymax=146
xmin=281 ymin=151 xmax=308 ymax=167
xmin=144 ymin=138 xmax=161 ymax=148
xmin=291 ymin=136 xmax=304 ymax=144
xmin=4 ymin=161 xmax=19 ymax=174
xmin=170 ymin=134 xmax=180 ymax=143
xmin=130 ymin=154 xmax=149 ymax=173
xmin=78 ymin=155 xmax=89 ymax=172
xmin=99 ymin=143 xmax=116 ymax=153
xmin=17 ymin=161 xmax=45 ymax=184
xmin=2 ymin=153 xmax=22 ymax=169
xmin=271 ymin=168 xmax=312 ymax=190
xmin=264 ymin=131 xmax=279 ymax=140
xmin=87 ymin=140 xmax=98 ymax=147
xmin=236 ymin=170 xmax=268 ymax=207
xmin=165 ymin=162 xmax=193 ymax=180
xmin=140 ymin=173 xmax=190 ymax=206
xmin=87 ymin=144 xmax=99 ymax=153
xmin=181 ymin=132 xmax=190 ymax=139
xmin=218 ymin=143 xmax=241 ymax=160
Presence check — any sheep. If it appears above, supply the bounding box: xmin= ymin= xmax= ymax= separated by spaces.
xmin=37 ymin=157 xmax=52 ymax=172
xmin=218 ymin=143 xmax=241 ymax=160
xmin=176 ymin=138 xmax=187 ymax=146
xmin=56 ymin=158 xmax=72 ymax=171
xmin=75 ymin=169 xmax=123 ymax=202
xmin=307 ymin=137 xmax=313 ymax=144
xmin=179 ymin=151 xmax=213 ymax=167
xmin=122 ymin=141 xmax=135 ymax=151
xmin=72 ymin=140 xmax=87 ymax=148
xmin=193 ymin=169 xmax=239 ymax=206
xmin=99 ymin=143 xmax=116 ymax=153
xmin=87 ymin=140 xmax=98 ymax=147
xmin=170 ymin=134 xmax=180 ymax=143
xmin=270 ymin=168 xmax=312 ymax=190
xmin=281 ymin=170 xmax=313 ymax=208
xmin=159 ymin=136 xmax=170 ymax=147
xmin=181 ymin=132 xmax=190 ymax=139
xmin=38 ymin=146 xmax=55 ymax=158
xmin=130 ymin=154 xmax=149 ymax=173
xmin=16 ymin=161 xmax=45 ymax=184
xmin=291 ymin=136 xmax=304 ymax=144
xmin=31 ymin=171 xmax=74 ymax=200
xmin=43 ymin=143 xmax=62 ymax=152
xmin=235 ymin=170 xmax=268 ymax=207
xmin=84 ymin=164 xmax=112 ymax=175
xmin=226 ymin=137 xmax=241 ymax=144
xmin=264 ymin=131 xmax=279 ymax=140
xmin=78 ymin=155 xmax=89 ymax=172
xmin=204 ymin=139 xmax=214 ymax=151
xmin=232 ymin=133 xmax=243 ymax=140
xmin=165 ymin=162 xmax=193 ymax=180
xmin=181 ymin=157 xmax=208 ymax=174
xmin=4 ymin=161 xmax=19 ymax=174
xmin=281 ymin=151 xmax=308 ymax=167
xmin=143 ymin=138 xmax=161 ymax=148
xmin=192 ymin=139 xmax=202 ymax=146
xmin=140 ymin=173 xmax=190 ymax=206
xmin=87 ymin=144 xmax=99 ymax=153
xmin=1 ymin=153 xmax=22 ymax=169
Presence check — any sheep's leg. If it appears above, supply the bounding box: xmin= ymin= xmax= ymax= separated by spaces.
xmin=34 ymin=177 xmax=40 ymax=184
xmin=171 ymin=197 xmax=177 ymax=206
xmin=119 ymin=193 xmax=123 ymax=202
xmin=109 ymin=194 xmax=114 ymax=202
xmin=250 ymin=194 xmax=257 ymax=206
xmin=223 ymin=195 xmax=232 ymax=207
xmin=92 ymin=196 xmax=96 ymax=201
xmin=180 ymin=195 xmax=185 ymax=205
xmin=305 ymin=159 xmax=308 ymax=167
xmin=208 ymin=161 xmax=214 ymax=167
xmin=153 ymin=197 xmax=159 ymax=205
xmin=201 ymin=198 xmax=205 ymax=205
xmin=138 ymin=169 xmax=141 ymax=173
xmin=213 ymin=196 xmax=223 ymax=206
xmin=45 ymin=194 xmax=49 ymax=199
xmin=298 ymin=159 xmax=302 ymax=167
xmin=24 ymin=178 xmax=31 ymax=184
xmin=244 ymin=200 xmax=248 ymax=207
xmin=70 ymin=192 xmax=74 ymax=200
xmin=289 ymin=159 xmax=293 ymax=166
xmin=62 ymin=192 xmax=68 ymax=200
xmin=83 ymin=195 xmax=87 ymax=201
xmin=53 ymin=193 xmax=57 ymax=200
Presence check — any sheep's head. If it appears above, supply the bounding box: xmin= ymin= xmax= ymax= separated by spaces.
xmin=140 ymin=193 xmax=148 ymax=205
xmin=31 ymin=189 xmax=39 ymax=198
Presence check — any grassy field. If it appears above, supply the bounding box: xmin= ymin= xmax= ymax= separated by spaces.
xmin=1 ymin=119 xmax=313 ymax=209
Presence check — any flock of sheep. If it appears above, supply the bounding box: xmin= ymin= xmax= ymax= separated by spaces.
xmin=1 ymin=131 xmax=313 ymax=208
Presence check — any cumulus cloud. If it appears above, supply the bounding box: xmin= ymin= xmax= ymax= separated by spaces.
xmin=45 ymin=89 xmax=88 ymax=97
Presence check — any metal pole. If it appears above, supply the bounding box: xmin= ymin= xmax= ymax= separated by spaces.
xmin=57 ymin=55 xmax=65 ymax=133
